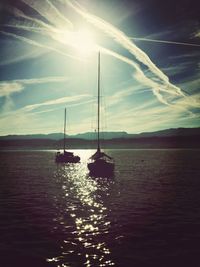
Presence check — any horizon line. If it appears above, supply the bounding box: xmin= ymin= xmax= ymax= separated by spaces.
xmin=0 ymin=126 xmax=199 ymax=137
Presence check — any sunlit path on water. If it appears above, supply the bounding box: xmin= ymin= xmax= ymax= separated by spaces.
xmin=1 ymin=149 xmax=200 ymax=266
xmin=47 ymin=150 xmax=115 ymax=266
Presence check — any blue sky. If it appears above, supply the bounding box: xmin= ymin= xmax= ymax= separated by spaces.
xmin=0 ymin=0 xmax=199 ymax=135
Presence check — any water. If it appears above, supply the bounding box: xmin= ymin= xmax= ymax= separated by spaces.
xmin=0 ymin=149 xmax=200 ymax=267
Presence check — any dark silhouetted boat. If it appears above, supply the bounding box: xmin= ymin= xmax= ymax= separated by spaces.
xmin=88 ymin=52 xmax=114 ymax=177
xmin=55 ymin=108 xmax=80 ymax=163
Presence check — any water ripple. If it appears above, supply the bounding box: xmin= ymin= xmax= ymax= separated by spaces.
xmin=47 ymin=158 xmax=115 ymax=266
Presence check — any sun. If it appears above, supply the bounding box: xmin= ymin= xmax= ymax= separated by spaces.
xmin=59 ymin=28 xmax=97 ymax=57
xmin=73 ymin=29 xmax=96 ymax=57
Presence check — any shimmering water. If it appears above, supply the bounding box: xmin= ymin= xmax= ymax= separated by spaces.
xmin=1 ymin=149 xmax=200 ymax=267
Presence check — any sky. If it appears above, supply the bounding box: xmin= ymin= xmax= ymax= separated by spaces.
xmin=0 ymin=0 xmax=199 ymax=135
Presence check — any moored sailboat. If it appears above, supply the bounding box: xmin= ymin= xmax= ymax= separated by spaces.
xmin=88 ymin=52 xmax=114 ymax=177
xmin=55 ymin=108 xmax=80 ymax=163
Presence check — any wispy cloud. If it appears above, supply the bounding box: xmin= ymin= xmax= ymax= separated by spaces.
xmin=66 ymin=0 xmax=189 ymax=107
xmin=3 ymin=0 xmax=187 ymax=107
xmin=1 ymin=0 xmax=199 ymax=134
xmin=131 ymin=37 xmax=200 ymax=47
xmin=0 ymin=30 xmax=81 ymax=61
xmin=21 ymin=0 xmax=73 ymax=30
xmin=21 ymin=94 xmax=91 ymax=112
xmin=193 ymin=29 xmax=200 ymax=38
xmin=67 ymin=1 xmax=168 ymax=81
xmin=0 ymin=94 xmax=93 ymax=134
xmin=107 ymin=99 xmax=199 ymax=133
xmin=0 ymin=76 xmax=69 ymax=97
xmin=161 ymin=62 xmax=194 ymax=77
xmin=0 ymin=48 xmax=44 ymax=66
xmin=179 ymin=76 xmax=200 ymax=94
xmin=169 ymin=51 xmax=200 ymax=60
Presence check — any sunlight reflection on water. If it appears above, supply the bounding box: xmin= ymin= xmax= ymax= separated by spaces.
xmin=1 ymin=149 xmax=200 ymax=267
xmin=47 ymin=150 xmax=115 ymax=266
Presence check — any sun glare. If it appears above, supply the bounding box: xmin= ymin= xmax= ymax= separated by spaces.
xmin=74 ymin=29 xmax=96 ymax=57
xmin=61 ymin=28 xmax=96 ymax=57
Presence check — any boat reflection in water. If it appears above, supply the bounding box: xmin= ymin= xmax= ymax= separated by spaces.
xmin=47 ymin=151 xmax=115 ymax=266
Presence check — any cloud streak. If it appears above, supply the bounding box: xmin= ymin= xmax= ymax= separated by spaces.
xmin=1 ymin=0 xmax=199 ymax=135
xmin=0 ymin=94 xmax=93 ymax=134
xmin=65 ymin=0 xmax=189 ymax=107
xmin=21 ymin=94 xmax=91 ymax=111
xmin=130 ymin=37 xmax=200 ymax=47
xmin=3 ymin=0 xmax=188 ymax=107
xmin=0 ymin=30 xmax=82 ymax=61
xmin=0 ymin=76 xmax=69 ymax=97
xmin=66 ymin=1 xmax=168 ymax=81
xmin=21 ymin=0 xmax=73 ymax=30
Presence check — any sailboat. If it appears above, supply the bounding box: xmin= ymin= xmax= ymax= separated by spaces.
xmin=87 ymin=52 xmax=114 ymax=177
xmin=55 ymin=108 xmax=80 ymax=163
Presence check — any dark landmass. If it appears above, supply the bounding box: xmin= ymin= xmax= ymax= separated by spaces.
xmin=1 ymin=127 xmax=200 ymax=140
xmin=0 ymin=131 xmax=129 ymax=140
xmin=0 ymin=127 xmax=199 ymax=149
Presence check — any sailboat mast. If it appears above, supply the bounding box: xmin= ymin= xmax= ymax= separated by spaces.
xmin=64 ymin=108 xmax=66 ymax=151
xmin=97 ymin=52 xmax=100 ymax=152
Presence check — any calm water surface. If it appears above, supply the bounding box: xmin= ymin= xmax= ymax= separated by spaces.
xmin=0 ymin=149 xmax=200 ymax=267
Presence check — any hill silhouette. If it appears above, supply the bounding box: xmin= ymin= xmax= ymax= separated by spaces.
xmin=0 ymin=127 xmax=200 ymax=140
xmin=0 ymin=127 xmax=199 ymax=149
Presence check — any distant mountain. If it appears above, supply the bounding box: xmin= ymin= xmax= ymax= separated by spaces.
xmin=0 ymin=131 xmax=129 ymax=140
xmin=0 ymin=127 xmax=199 ymax=140
xmin=0 ymin=133 xmax=64 ymax=140
xmin=132 ymin=127 xmax=200 ymax=138
xmin=71 ymin=131 xmax=129 ymax=140
xmin=0 ymin=127 xmax=199 ymax=150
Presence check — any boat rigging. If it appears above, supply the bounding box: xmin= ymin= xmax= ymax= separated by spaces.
xmin=87 ymin=52 xmax=114 ymax=177
xmin=55 ymin=108 xmax=80 ymax=163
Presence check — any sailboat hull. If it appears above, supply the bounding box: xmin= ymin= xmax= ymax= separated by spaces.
xmin=87 ymin=53 xmax=115 ymax=177
xmin=55 ymin=108 xmax=80 ymax=164
xmin=88 ymin=159 xmax=114 ymax=177
xmin=55 ymin=152 xmax=80 ymax=163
